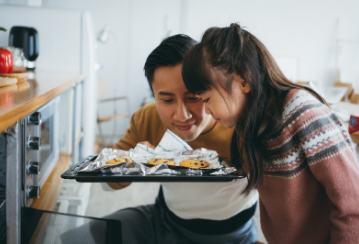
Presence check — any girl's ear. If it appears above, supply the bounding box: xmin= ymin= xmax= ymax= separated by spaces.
xmin=235 ymin=74 xmax=251 ymax=93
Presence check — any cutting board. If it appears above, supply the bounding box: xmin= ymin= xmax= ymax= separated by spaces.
xmin=0 ymin=71 xmax=29 ymax=80
xmin=0 ymin=77 xmax=17 ymax=87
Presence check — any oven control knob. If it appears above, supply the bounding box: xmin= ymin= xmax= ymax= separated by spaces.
xmin=27 ymin=160 xmax=40 ymax=175
xmin=27 ymin=136 xmax=41 ymax=150
xmin=27 ymin=186 xmax=40 ymax=199
xmin=28 ymin=112 xmax=42 ymax=126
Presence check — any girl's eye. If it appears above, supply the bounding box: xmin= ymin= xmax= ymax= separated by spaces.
xmin=188 ymin=97 xmax=201 ymax=101
xmin=202 ymin=98 xmax=209 ymax=103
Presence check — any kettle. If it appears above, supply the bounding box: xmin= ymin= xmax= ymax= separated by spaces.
xmin=9 ymin=26 xmax=39 ymax=70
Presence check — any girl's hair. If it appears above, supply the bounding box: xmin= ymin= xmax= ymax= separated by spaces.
xmin=182 ymin=23 xmax=327 ymax=194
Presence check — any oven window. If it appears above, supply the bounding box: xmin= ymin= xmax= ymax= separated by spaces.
xmin=21 ymin=208 xmax=122 ymax=244
xmin=40 ymin=116 xmax=53 ymax=170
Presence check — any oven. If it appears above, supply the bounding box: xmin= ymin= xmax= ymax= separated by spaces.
xmin=0 ymin=97 xmax=122 ymax=244
xmin=22 ymin=97 xmax=60 ymax=206
xmin=0 ymin=97 xmax=61 ymax=242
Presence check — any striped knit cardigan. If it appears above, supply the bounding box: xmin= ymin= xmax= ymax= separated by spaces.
xmin=258 ymin=89 xmax=359 ymax=244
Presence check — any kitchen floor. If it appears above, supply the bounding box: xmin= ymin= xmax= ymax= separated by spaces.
xmin=85 ymin=182 xmax=267 ymax=243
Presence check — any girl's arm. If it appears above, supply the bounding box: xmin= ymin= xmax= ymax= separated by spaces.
xmin=303 ymin=105 xmax=359 ymax=243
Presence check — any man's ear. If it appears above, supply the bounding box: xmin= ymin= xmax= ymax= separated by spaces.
xmin=235 ymin=74 xmax=251 ymax=93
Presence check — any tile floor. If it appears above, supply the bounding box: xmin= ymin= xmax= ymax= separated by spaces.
xmin=85 ymin=182 xmax=266 ymax=243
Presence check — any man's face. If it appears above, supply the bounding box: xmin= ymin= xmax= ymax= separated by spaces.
xmin=152 ymin=64 xmax=216 ymax=141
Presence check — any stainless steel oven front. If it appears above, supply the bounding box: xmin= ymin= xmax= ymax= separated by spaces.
xmin=22 ymin=97 xmax=59 ymax=207
xmin=1 ymin=95 xmax=122 ymax=244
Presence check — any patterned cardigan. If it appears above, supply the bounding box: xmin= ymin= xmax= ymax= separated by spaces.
xmin=258 ymin=89 xmax=359 ymax=244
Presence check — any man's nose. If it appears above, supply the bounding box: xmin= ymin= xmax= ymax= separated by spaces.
xmin=174 ymin=102 xmax=192 ymax=122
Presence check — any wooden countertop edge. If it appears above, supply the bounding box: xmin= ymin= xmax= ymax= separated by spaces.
xmin=31 ymin=154 xmax=71 ymax=211
xmin=0 ymin=74 xmax=86 ymax=133
xmin=351 ymin=134 xmax=359 ymax=144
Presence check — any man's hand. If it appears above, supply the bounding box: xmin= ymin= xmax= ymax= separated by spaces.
xmin=107 ymin=182 xmax=132 ymax=190
xmin=108 ymin=141 xmax=155 ymax=190
xmin=138 ymin=141 xmax=156 ymax=150
xmin=116 ymin=182 xmax=132 ymax=188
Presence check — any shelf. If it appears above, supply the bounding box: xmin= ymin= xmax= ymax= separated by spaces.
xmin=97 ymin=113 xmax=129 ymax=123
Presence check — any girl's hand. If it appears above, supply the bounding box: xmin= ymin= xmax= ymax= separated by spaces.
xmin=138 ymin=141 xmax=156 ymax=150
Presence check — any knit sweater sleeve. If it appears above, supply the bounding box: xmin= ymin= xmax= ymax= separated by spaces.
xmin=283 ymin=92 xmax=359 ymax=243
xmin=302 ymin=105 xmax=359 ymax=243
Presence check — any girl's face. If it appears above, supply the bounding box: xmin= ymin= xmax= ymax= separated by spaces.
xmin=199 ymin=71 xmax=251 ymax=128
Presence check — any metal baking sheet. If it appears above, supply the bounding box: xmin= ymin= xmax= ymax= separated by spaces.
xmin=61 ymin=155 xmax=245 ymax=182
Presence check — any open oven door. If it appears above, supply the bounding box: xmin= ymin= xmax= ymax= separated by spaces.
xmin=20 ymin=207 xmax=121 ymax=244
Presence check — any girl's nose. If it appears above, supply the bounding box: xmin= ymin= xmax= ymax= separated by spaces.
xmin=204 ymin=104 xmax=212 ymax=115
xmin=174 ymin=103 xmax=192 ymax=122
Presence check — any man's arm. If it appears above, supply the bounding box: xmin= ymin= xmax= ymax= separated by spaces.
xmin=107 ymin=112 xmax=141 ymax=190
xmin=105 ymin=103 xmax=165 ymax=190
xmin=107 ymin=141 xmax=156 ymax=190
xmin=113 ymin=113 xmax=140 ymax=151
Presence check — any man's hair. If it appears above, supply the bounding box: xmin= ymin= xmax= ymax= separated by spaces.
xmin=144 ymin=34 xmax=197 ymax=90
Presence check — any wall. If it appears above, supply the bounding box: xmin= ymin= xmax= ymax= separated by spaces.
xmin=1 ymin=0 xmax=359 ymax=141
xmin=46 ymin=0 xmax=182 ymax=141
xmin=182 ymin=0 xmax=359 ymax=90
xmin=45 ymin=0 xmax=133 ymax=141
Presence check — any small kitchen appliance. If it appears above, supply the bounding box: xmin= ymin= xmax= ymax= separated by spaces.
xmin=8 ymin=26 xmax=39 ymax=70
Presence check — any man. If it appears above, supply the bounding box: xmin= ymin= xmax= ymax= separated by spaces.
xmin=104 ymin=35 xmax=259 ymax=244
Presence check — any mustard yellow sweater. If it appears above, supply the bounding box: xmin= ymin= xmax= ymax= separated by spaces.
xmin=114 ymin=102 xmax=234 ymax=159
xmin=109 ymin=102 xmax=234 ymax=190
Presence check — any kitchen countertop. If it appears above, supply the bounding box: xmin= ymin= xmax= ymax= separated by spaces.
xmin=0 ymin=70 xmax=86 ymax=132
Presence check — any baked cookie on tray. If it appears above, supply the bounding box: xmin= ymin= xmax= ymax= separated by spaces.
xmin=106 ymin=157 xmax=133 ymax=165
xmin=179 ymin=159 xmax=210 ymax=168
xmin=147 ymin=158 xmax=176 ymax=166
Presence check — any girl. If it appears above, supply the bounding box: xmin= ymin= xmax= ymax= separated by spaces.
xmin=182 ymin=23 xmax=359 ymax=244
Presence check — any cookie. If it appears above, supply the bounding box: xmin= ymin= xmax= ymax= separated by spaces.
xmin=106 ymin=157 xmax=133 ymax=165
xmin=179 ymin=159 xmax=210 ymax=168
xmin=147 ymin=158 xmax=176 ymax=166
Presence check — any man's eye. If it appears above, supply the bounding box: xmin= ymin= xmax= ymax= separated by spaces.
xmin=163 ymin=99 xmax=173 ymax=103
xmin=202 ymin=98 xmax=209 ymax=103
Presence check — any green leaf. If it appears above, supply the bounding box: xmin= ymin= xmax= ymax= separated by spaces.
xmin=0 ymin=27 xmax=7 ymax=32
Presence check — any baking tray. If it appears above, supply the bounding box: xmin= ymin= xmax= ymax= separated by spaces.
xmin=61 ymin=155 xmax=245 ymax=182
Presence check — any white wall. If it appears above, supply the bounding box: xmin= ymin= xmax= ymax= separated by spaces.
xmin=182 ymin=0 xmax=359 ymax=89
xmin=1 ymin=0 xmax=359 ymax=141
xmin=43 ymin=0 xmax=133 ymax=141
xmin=45 ymin=0 xmax=183 ymax=141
